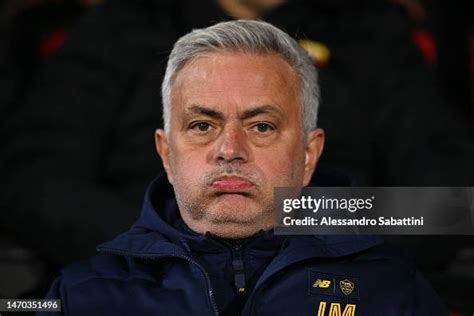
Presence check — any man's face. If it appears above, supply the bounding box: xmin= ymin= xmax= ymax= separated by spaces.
xmin=156 ymin=52 xmax=324 ymax=238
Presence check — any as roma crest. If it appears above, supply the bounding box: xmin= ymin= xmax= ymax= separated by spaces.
xmin=339 ymin=279 xmax=354 ymax=296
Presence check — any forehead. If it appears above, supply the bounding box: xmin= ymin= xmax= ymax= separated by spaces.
xmin=170 ymin=52 xmax=300 ymax=115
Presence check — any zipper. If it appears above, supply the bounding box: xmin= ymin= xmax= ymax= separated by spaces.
xmin=98 ymin=248 xmax=219 ymax=316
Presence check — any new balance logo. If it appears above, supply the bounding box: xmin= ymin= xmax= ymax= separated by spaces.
xmin=312 ymin=279 xmax=332 ymax=288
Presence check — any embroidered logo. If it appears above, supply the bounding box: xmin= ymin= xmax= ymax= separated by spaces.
xmin=312 ymin=279 xmax=332 ymax=288
xmin=339 ymin=279 xmax=355 ymax=296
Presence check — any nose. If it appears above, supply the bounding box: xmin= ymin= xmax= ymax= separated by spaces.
xmin=214 ymin=123 xmax=249 ymax=165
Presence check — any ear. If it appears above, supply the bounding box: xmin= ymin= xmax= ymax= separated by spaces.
xmin=155 ymin=129 xmax=174 ymax=185
xmin=302 ymin=128 xmax=325 ymax=186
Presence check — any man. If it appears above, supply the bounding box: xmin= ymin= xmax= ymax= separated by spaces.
xmin=41 ymin=20 xmax=446 ymax=315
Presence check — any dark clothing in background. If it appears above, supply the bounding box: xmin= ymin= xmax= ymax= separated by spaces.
xmin=0 ymin=1 xmax=86 ymax=193
xmin=40 ymin=174 xmax=448 ymax=316
xmin=1 ymin=0 xmax=473 ymax=276
xmin=0 ymin=2 xmax=94 ymax=300
xmin=8 ymin=2 xmax=84 ymax=77
xmin=1 ymin=2 xmax=85 ymax=124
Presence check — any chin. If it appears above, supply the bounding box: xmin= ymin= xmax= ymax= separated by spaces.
xmin=206 ymin=207 xmax=273 ymax=236
xmin=211 ymin=199 xmax=264 ymax=218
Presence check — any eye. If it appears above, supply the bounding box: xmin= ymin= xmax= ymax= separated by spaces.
xmin=190 ymin=122 xmax=212 ymax=132
xmin=253 ymin=123 xmax=274 ymax=133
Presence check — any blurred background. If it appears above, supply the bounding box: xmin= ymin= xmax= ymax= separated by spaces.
xmin=0 ymin=0 xmax=473 ymax=315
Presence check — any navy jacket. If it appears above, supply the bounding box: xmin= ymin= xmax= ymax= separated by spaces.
xmin=41 ymin=175 xmax=448 ymax=315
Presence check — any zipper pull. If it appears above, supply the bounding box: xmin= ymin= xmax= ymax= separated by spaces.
xmin=232 ymin=245 xmax=246 ymax=296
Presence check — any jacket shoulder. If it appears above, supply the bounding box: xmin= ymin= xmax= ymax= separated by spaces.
xmin=355 ymin=243 xmax=417 ymax=273
xmin=58 ymin=253 xmax=151 ymax=289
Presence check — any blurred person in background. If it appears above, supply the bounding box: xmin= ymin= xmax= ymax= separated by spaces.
xmin=0 ymin=0 xmax=473 ymax=313
xmin=0 ymin=0 xmax=102 ymax=301
xmin=385 ymin=1 xmax=474 ymax=314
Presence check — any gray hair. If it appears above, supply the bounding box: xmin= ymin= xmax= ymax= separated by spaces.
xmin=161 ymin=20 xmax=320 ymax=135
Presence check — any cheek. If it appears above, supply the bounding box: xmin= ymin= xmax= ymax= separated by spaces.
xmin=171 ymin=154 xmax=198 ymax=179
xmin=168 ymin=144 xmax=212 ymax=188
xmin=255 ymin=146 xmax=306 ymax=186
xmin=168 ymin=146 xmax=191 ymax=178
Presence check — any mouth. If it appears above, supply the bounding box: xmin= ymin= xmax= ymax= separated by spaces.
xmin=211 ymin=175 xmax=254 ymax=193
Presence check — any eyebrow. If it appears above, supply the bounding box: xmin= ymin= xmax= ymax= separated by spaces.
xmin=184 ymin=104 xmax=283 ymax=121
xmin=240 ymin=105 xmax=283 ymax=120
xmin=185 ymin=105 xmax=225 ymax=120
